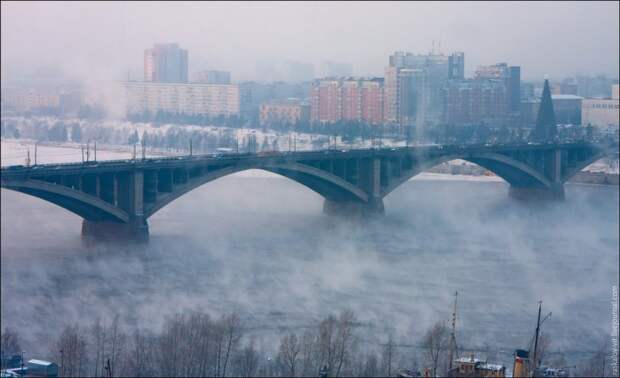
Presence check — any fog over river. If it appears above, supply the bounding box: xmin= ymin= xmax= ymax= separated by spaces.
xmin=1 ymin=144 xmax=618 ymax=368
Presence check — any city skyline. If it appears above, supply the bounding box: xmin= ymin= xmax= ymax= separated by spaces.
xmin=1 ymin=1 xmax=619 ymax=84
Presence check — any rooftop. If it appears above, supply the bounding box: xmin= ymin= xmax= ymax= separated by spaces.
xmin=551 ymin=94 xmax=584 ymax=100
xmin=27 ymin=359 xmax=55 ymax=366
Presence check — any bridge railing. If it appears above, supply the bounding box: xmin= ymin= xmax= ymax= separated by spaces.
xmin=1 ymin=141 xmax=613 ymax=172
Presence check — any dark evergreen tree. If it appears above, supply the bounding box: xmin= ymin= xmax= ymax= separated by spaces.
xmin=532 ymin=79 xmax=557 ymax=142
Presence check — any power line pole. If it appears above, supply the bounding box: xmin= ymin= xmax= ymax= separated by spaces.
xmin=532 ymin=301 xmax=542 ymax=377
xmin=448 ymin=291 xmax=459 ymax=372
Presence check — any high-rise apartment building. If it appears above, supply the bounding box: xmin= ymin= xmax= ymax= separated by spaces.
xmin=442 ymin=79 xmax=508 ymax=126
xmin=383 ymin=51 xmax=455 ymax=129
xmin=310 ymin=79 xmax=342 ymax=123
xmin=383 ymin=66 xmax=400 ymax=123
xmin=360 ymin=79 xmax=384 ymax=125
xmin=341 ymin=79 xmax=361 ymax=121
xmin=398 ymin=69 xmax=427 ymax=129
xmin=448 ymin=52 xmax=465 ymax=80
xmin=310 ymin=77 xmax=384 ymax=125
xmin=144 ymin=43 xmax=188 ymax=83
xmin=474 ymin=63 xmax=521 ymax=115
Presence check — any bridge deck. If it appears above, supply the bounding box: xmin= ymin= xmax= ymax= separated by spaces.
xmin=0 ymin=142 xmax=600 ymax=178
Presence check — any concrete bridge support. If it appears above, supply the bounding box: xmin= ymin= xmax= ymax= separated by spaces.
xmin=322 ymin=157 xmax=385 ymax=217
xmin=508 ymin=149 xmax=565 ymax=201
xmin=508 ymin=185 xmax=565 ymax=201
xmin=322 ymin=197 xmax=385 ymax=217
xmin=81 ymin=170 xmax=149 ymax=242
xmin=81 ymin=219 xmax=149 ymax=242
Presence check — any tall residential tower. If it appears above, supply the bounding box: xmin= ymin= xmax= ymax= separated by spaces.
xmin=144 ymin=43 xmax=189 ymax=83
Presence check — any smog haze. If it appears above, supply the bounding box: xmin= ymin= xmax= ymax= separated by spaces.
xmin=1 ymin=1 xmax=619 ymax=82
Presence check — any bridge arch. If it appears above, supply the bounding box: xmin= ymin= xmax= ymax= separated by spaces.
xmin=561 ymin=148 xmax=617 ymax=182
xmin=381 ymin=152 xmax=554 ymax=197
xmin=1 ymin=179 xmax=130 ymax=222
xmin=144 ymin=161 xmax=369 ymax=219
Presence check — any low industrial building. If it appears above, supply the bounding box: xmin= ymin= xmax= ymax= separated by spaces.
xmin=581 ymin=85 xmax=619 ymax=130
xmin=1 ymin=359 xmax=58 ymax=377
xmin=259 ymin=98 xmax=310 ymax=126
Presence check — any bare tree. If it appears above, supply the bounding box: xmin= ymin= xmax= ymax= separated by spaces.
xmin=0 ymin=327 xmax=22 ymax=361
xmin=0 ymin=328 xmax=22 ymax=371
xmin=212 ymin=313 xmax=242 ymax=377
xmin=107 ymin=314 xmax=126 ymax=377
xmin=130 ymin=328 xmax=159 ymax=378
xmin=381 ymin=332 xmax=397 ymax=377
xmin=361 ymin=351 xmax=379 ymax=377
xmin=334 ymin=310 xmax=357 ymax=377
xmin=318 ymin=315 xmax=337 ymax=376
xmin=90 ymin=318 xmax=106 ymax=377
xmin=235 ymin=339 xmax=259 ymax=378
xmin=158 ymin=312 xmax=193 ymax=377
xmin=278 ymin=333 xmax=301 ymax=377
xmin=299 ymin=329 xmax=318 ymax=377
xmin=421 ymin=321 xmax=449 ymax=377
xmin=577 ymin=336 xmax=612 ymax=377
xmin=52 ymin=324 xmax=88 ymax=378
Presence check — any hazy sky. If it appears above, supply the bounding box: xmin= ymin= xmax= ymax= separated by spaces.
xmin=1 ymin=1 xmax=619 ymax=82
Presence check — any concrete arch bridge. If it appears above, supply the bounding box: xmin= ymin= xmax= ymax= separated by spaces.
xmin=1 ymin=142 xmax=616 ymax=240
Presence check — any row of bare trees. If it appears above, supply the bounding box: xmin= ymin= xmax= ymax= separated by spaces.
xmin=2 ymin=312 xmax=617 ymax=377
xmin=39 ymin=310 xmax=415 ymax=378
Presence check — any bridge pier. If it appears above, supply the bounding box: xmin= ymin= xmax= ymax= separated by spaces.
xmin=81 ymin=219 xmax=149 ymax=242
xmin=508 ymin=185 xmax=565 ymax=201
xmin=323 ymin=198 xmax=385 ymax=218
